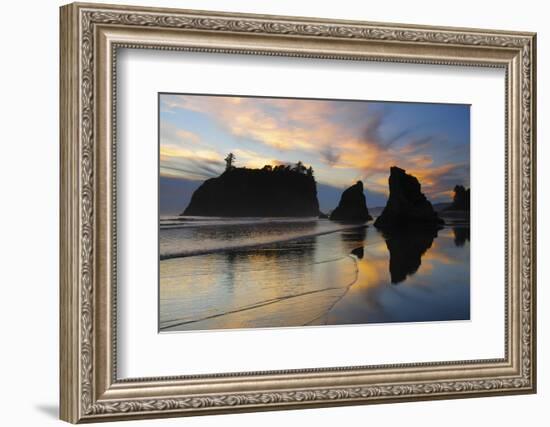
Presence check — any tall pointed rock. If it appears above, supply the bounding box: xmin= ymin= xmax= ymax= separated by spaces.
xmin=374 ymin=166 xmax=443 ymax=228
xmin=329 ymin=181 xmax=372 ymax=222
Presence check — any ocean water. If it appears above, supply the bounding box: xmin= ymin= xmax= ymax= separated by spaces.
xmin=159 ymin=217 xmax=470 ymax=332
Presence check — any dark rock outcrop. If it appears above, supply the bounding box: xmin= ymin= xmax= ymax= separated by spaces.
xmin=329 ymin=181 xmax=372 ymax=222
xmin=446 ymin=185 xmax=470 ymax=211
xmin=374 ymin=166 xmax=443 ymax=228
xmin=182 ymin=167 xmax=319 ymax=217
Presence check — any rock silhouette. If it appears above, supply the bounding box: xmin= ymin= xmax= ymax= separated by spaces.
xmin=182 ymin=167 xmax=320 ymax=217
xmin=374 ymin=166 xmax=443 ymax=228
xmin=329 ymin=181 xmax=372 ymax=222
xmin=446 ymin=185 xmax=470 ymax=211
xmin=382 ymin=226 xmax=438 ymax=284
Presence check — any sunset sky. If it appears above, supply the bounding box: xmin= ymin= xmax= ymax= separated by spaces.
xmin=159 ymin=93 xmax=470 ymax=214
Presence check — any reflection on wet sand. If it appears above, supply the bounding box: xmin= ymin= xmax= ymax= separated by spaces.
xmin=160 ymin=235 xmax=360 ymax=331
xmin=327 ymin=226 xmax=469 ymax=325
xmin=381 ymin=227 xmax=439 ymax=284
xmin=160 ymin=222 xmax=470 ymax=332
xmin=453 ymin=226 xmax=470 ymax=247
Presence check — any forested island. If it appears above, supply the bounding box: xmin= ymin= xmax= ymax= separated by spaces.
xmin=182 ymin=155 xmax=320 ymax=217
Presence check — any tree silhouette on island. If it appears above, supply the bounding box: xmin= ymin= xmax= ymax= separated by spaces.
xmin=224 ymin=152 xmax=236 ymax=171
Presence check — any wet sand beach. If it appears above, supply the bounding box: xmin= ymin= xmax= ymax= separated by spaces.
xmin=159 ymin=217 xmax=469 ymax=332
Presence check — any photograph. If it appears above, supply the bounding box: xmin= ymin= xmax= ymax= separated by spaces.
xmin=158 ymin=94 xmax=471 ymax=332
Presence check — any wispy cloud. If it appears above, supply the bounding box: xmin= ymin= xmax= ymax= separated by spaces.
xmin=159 ymin=121 xmax=224 ymax=179
xmin=159 ymin=94 xmax=470 ymax=202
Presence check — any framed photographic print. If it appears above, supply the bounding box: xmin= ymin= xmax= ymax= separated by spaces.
xmin=60 ymin=2 xmax=537 ymax=423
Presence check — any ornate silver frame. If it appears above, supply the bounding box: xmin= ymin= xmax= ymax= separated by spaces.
xmin=60 ymin=2 xmax=537 ymax=423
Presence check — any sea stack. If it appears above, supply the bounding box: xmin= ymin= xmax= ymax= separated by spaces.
xmin=329 ymin=181 xmax=372 ymax=222
xmin=374 ymin=166 xmax=443 ymax=228
xmin=446 ymin=185 xmax=470 ymax=211
xmin=182 ymin=166 xmax=320 ymax=217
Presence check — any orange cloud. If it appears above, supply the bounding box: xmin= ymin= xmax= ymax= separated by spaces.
xmin=162 ymin=95 xmax=358 ymax=152
xmin=161 ymin=94 xmax=468 ymax=202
